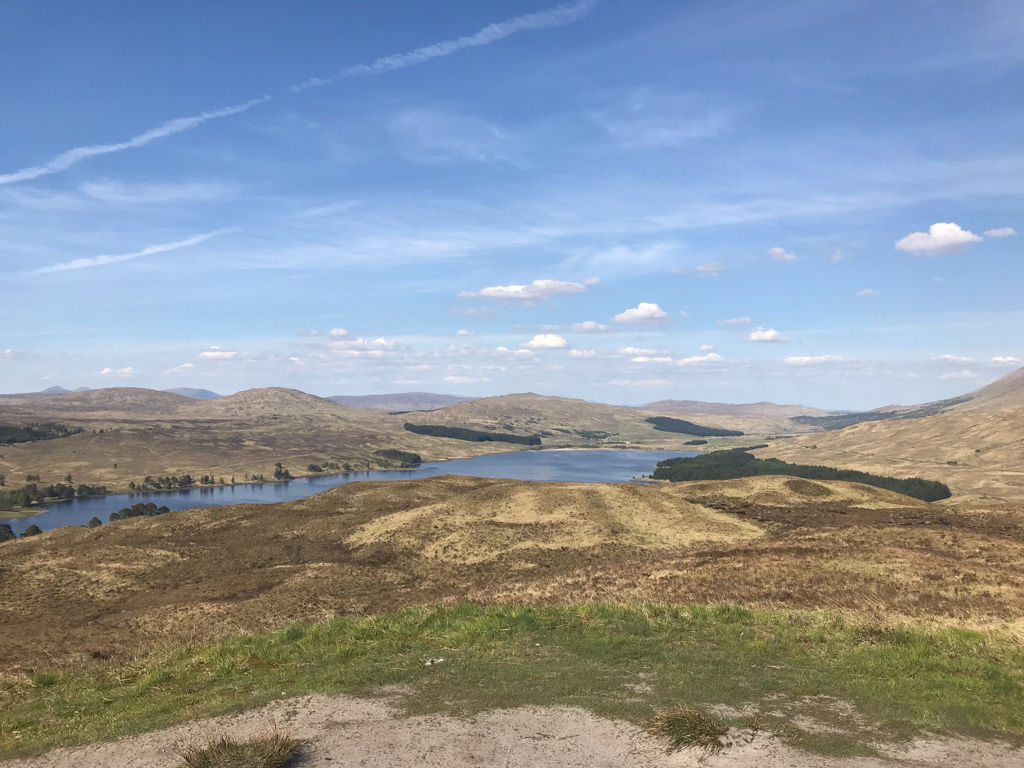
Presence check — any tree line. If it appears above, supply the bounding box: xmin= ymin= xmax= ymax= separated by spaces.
xmin=645 ymin=416 xmax=744 ymax=437
xmin=109 ymin=502 xmax=171 ymax=521
xmin=373 ymin=449 xmax=422 ymax=466
xmin=0 ymin=481 xmax=108 ymax=511
xmin=404 ymin=423 xmax=541 ymax=445
xmin=0 ymin=422 xmax=84 ymax=445
xmin=651 ymin=447 xmax=951 ymax=502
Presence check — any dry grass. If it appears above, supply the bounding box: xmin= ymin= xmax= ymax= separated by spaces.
xmin=649 ymin=705 xmax=730 ymax=755
xmin=1 ymin=474 xmax=1022 ymax=671
xmin=175 ymin=726 xmax=299 ymax=768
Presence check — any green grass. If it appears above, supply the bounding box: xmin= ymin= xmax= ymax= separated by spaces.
xmin=2 ymin=603 xmax=1021 ymax=759
xmin=650 ymin=705 xmax=729 ymax=755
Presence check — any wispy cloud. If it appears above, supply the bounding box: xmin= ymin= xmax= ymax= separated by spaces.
xmin=24 ymin=229 xmax=237 ymax=276
xmin=460 ymin=277 xmax=598 ymax=302
xmin=0 ymin=99 xmax=268 ymax=186
xmin=292 ymin=0 xmax=598 ymax=91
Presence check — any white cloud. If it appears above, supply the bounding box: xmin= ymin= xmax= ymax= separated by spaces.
xmin=570 ymin=320 xmax=610 ymax=333
xmin=940 ymin=370 xmax=979 ymax=380
xmin=695 ymin=261 xmax=724 ymax=276
xmin=984 ymin=228 xmax=1016 ymax=238
xmin=612 ymin=302 xmax=669 ymax=324
xmin=99 ymin=366 xmax=133 ymax=377
xmin=329 ymin=338 xmax=398 ymax=356
xmin=679 ymin=310 xmax=690 ymax=317
xmin=459 ymin=277 xmax=598 ymax=302
xmin=855 ymin=289 xmax=880 ymax=297
xmin=451 ymin=307 xmax=484 ymax=315
xmin=992 ymin=356 xmax=1022 ymax=364
xmin=895 ymin=222 xmax=982 ymax=256
xmin=718 ymin=316 xmax=751 ymax=326
xmin=24 ymin=229 xmax=236 ymax=276
xmin=832 ymin=250 xmax=847 ymax=262
xmin=292 ymin=0 xmax=598 ymax=90
xmin=618 ymin=347 xmax=657 ymax=355
xmin=166 ymin=363 xmax=196 ymax=373
xmin=631 ymin=356 xmax=673 ymax=363
xmin=569 ymin=349 xmax=596 ymax=358
xmin=676 ymin=352 xmax=724 ymax=365
xmin=935 ymin=354 xmax=973 ymax=362
xmin=521 ymin=333 xmax=568 ymax=349
xmin=608 ymin=379 xmax=674 ymax=386
xmin=785 ymin=355 xmax=844 ymax=365
xmin=199 ymin=347 xmax=238 ymax=359
xmin=0 ymin=99 xmax=268 ymax=186
xmin=456 ymin=329 xmax=476 ymax=337
xmin=768 ymin=247 xmax=799 ymax=261
xmin=700 ymin=344 xmax=714 ymax=351
xmin=444 ymin=375 xmax=493 ymax=384
xmin=671 ymin=261 xmax=723 ymax=277
xmin=746 ymin=327 xmax=787 ymax=342
xmin=408 ymin=364 xmax=432 ymax=370
xmin=327 ymin=328 xmax=349 ymax=337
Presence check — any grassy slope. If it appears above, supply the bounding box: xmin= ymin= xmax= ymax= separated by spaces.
xmin=757 ymin=369 xmax=1024 ymax=502
xmin=3 ymin=475 xmax=1022 ymax=671
xmin=2 ymin=604 xmax=1021 ymax=759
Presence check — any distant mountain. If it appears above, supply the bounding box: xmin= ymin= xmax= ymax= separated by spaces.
xmin=640 ymin=399 xmax=829 ymax=419
xmin=39 ymin=386 xmax=71 ymax=394
xmin=163 ymin=387 xmax=222 ymax=400
xmin=328 ymin=392 xmax=477 ymax=411
xmin=73 ymin=387 xmax=92 ymax=392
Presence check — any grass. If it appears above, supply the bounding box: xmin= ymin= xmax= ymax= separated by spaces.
xmin=1 ymin=603 xmax=1021 ymax=759
xmin=650 ymin=705 xmax=729 ymax=755
xmin=176 ymin=727 xmax=300 ymax=768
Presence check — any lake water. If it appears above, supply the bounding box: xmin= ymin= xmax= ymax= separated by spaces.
xmin=1 ymin=449 xmax=695 ymax=535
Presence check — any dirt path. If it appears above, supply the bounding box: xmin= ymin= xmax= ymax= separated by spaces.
xmin=4 ymin=694 xmax=1021 ymax=768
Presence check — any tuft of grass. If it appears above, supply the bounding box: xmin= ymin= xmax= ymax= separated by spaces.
xmin=175 ymin=727 xmax=299 ymax=768
xmin=650 ymin=705 xmax=728 ymax=755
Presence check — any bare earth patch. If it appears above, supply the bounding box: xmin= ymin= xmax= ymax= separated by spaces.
xmin=3 ymin=694 xmax=1020 ymax=768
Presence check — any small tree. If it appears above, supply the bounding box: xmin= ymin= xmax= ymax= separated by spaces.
xmin=87 ymin=517 xmax=102 ymax=528
xmin=22 ymin=524 xmax=42 ymax=537
xmin=64 ymin=474 xmax=73 ymax=483
xmin=0 ymin=524 xmax=14 ymax=542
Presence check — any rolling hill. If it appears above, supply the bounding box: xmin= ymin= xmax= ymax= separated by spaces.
xmin=163 ymin=387 xmax=222 ymax=400
xmin=2 ymin=474 xmax=1019 ymax=670
xmin=758 ymin=367 xmax=1024 ymax=502
xmin=640 ymin=399 xmax=828 ymax=419
xmin=327 ymin=392 xmax=477 ymax=411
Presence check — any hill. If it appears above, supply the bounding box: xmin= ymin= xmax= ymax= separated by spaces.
xmin=0 ymin=387 xmax=722 ymax=495
xmin=640 ymin=399 xmax=828 ymax=419
xmin=1 ymin=474 xmax=1020 ymax=670
xmin=328 ymin=392 xmax=477 ymax=411
xmin=760 ymin=368 xmax=1024 ymax=502
xmin=163 ymin=387 xmax=221 ymax=400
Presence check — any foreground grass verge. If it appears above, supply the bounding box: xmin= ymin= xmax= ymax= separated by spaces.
xmin=2 ymin=603 xmax=1021 ymax=759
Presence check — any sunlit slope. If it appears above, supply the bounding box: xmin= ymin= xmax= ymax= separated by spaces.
xmin=3 ymin=474 xmax=1021 ymax=670
xmin=757 ymin=368 xmax=1024 ymax=501
xmin=0 ymin=388 xmax=726 ymax=492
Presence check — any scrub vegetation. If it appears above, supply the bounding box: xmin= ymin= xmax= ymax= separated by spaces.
xmin=645 ymin=416 xmax=744 ymax=437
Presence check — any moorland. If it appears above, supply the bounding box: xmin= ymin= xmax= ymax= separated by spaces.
xmin=1 ymin=368 xmax=1022 ymax=765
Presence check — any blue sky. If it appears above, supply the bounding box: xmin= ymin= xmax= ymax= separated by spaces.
xmin=1 ymin=0 xmax=1021 ymax=409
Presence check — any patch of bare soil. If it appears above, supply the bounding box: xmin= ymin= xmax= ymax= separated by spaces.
xmin=1 ymin=694 xmax=1020 ymax=768
xmin=2 ymin=476 xmax=1023 ymax=671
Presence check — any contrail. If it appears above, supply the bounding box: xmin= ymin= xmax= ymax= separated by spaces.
xmin=0 ymin=98 xmax=269 ymax=186
xmin=25 ymin=228 xmax=238 ymax=275
xmin=1 ymin=0 xmax=597 ymax=185
xmin=292 ymin=0 xmax=599 ymax=90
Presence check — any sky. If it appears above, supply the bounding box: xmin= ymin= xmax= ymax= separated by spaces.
xmin=1 ymin=0 xmax=1021 ymax=410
